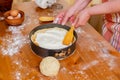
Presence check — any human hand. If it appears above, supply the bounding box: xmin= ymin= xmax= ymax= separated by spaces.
xmin=53 ymin=0 xmax=91 ymax=25
xmin=53 ymin=7 xmax=77 ymax=25
xmin=72 ymin=8 xmax=91 ymax=27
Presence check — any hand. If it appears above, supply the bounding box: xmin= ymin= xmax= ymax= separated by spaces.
xmin=53 ymin=10 xmax=66 ymax=24
xmin=53 ymin=0 xmax=91 ymax=25
xmin=72 ymin=8 xmax=91 ymax=27
xmin=53 ymin=7 xmax=77 ymax=25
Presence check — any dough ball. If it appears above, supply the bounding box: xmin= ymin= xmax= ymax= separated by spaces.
xmin=39 ymin=56 xmax=60 ymax=76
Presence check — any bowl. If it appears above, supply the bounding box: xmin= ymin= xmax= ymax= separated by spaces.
xmin=4 ymin=9 xmax=24 ymax=26
xmin=29 ymin=23 xmax=77 ymax=60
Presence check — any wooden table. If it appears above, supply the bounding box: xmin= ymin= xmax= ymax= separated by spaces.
xmin=0 ymin=1 xmax=120 ymax=80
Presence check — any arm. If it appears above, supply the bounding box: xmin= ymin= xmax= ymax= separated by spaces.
xmin=72 ymin=0 xmax=92 ymax=13
xmin=73 ymin=0 xmax=120 ymax=27
xmin=88 ymin=0 xmax=120 ymax=15
xmin=54 ymin=0 xmax=92 ymax=25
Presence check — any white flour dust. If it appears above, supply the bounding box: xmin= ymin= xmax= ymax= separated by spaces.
xmin=60 ymin=60 xmax=99 ymax=79
xmin=68 ymin=69 xmax=89 ymax=79
xmin=0 ymin=34 xmax=28 ymax=56
xmin=80 ymin=60 xmax=99 ymax=70
xmin=15 ymin=72 xmax=21 ymax=80
xmin=100 ymin=48 xmax=118 ymax=70
xmin=0 ymin=17 xmax=30 ymax=56
xmin=60 ymin=67 xmax=67 ymax=72
xmin=75 ymin=27 xmax=86 ymax=38
xmin=68 ymin=60 xmax=99 ymax=74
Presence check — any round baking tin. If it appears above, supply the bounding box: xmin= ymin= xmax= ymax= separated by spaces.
xmin=29 ymin=23 xmax=77 ymax=60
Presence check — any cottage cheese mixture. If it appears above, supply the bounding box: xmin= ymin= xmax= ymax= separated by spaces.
xmin=32 ymin=27 xmax=69 ymax=49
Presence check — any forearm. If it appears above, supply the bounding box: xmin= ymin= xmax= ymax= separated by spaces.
xmin=87 ymin=0 xmax=120 ymax=15
xmin=73 ymin=0 xmax=92 ymax=13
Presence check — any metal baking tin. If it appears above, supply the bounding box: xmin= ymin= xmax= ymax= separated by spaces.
xmin=29 ymin=23 xmax=77 ymax=60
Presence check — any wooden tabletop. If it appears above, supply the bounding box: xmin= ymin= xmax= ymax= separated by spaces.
xmin=0 ymin=1 xmax=120 ymax=80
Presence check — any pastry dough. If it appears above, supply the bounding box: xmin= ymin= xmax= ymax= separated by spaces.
xmin=39 ymin=16 xmax=54 ymax=22
xmin=39 ymin=56 xmax=60 ymax=76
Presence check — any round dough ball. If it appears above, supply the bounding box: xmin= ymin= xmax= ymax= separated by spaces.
xmin=39 ymin=56 xmax=60 ymax=76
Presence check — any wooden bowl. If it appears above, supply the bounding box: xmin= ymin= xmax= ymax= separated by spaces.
xmin=4 ymin=10 xmax=24 ymax=26
xmin=29 ymin=23 xmax=77 ymax=60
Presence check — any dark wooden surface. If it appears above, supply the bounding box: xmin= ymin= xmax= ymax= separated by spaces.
xmin=0 ymin=0 xmax=13 ymax=12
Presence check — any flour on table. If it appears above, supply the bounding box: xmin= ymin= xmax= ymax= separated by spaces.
xmin=0 ymin=16 xmax=30 ymax=56
xmin=75 ymin=27 xmax=85 ymax=34
xmin=15 ymin=72 xmax=21 ymax=80
xmin=60 ymin=67 xmax=67 ymax=72
xmin=68 ymin=70 xmax=89 ymax=79
xmin=100 ymin=48 xmax=118 ymax=70
xmin=80 ymin=60 xmax=99 ymax=70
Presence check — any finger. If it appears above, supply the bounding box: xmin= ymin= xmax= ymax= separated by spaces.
xmin=53 ymin=17 xmax=59 ymax=23
xmin=69 ymin=16 xmax=75 ymax=23
xmin=72 ymin=17 xmax=79 ymax=27
xmin=53 ymin=12 xmax=65 ymax=24
xmin=75 ymin=20 xmax=81 ymax=27
xmin=58 ymin=17 xmax=63 ymax=24
xmin=61 ymin=13 xmax=70 ymax=25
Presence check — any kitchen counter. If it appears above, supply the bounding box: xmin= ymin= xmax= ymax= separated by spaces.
xmin=0 ymin=1 xmax=120 ymax=80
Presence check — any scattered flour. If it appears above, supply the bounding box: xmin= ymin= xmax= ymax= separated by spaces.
xmin=15 ymin=72 xmax=21 ymax=80
xmin=100 ymin=48 xmax=118 ymax=70
xmin=75 ymin=25 xmax=119 ymax=72
xmin=61 ymin=60 xmax=99 ymax=79
xmin=0 ymin=16 xmax=30 ymax=56
xmin=75 ymin=27 xmax=85 ymax=35
xmin=68 ymin=70 xmax=89 ymax=79
xmin=60 ymin=67 xmax=67 ymax=72
xmin=80 ymin=60 xmax=99 ymax=70
xmin=0 ymin=34 xmax=28 ymax=56
xmin=68 ymin=60 xmax=99 ymax=74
